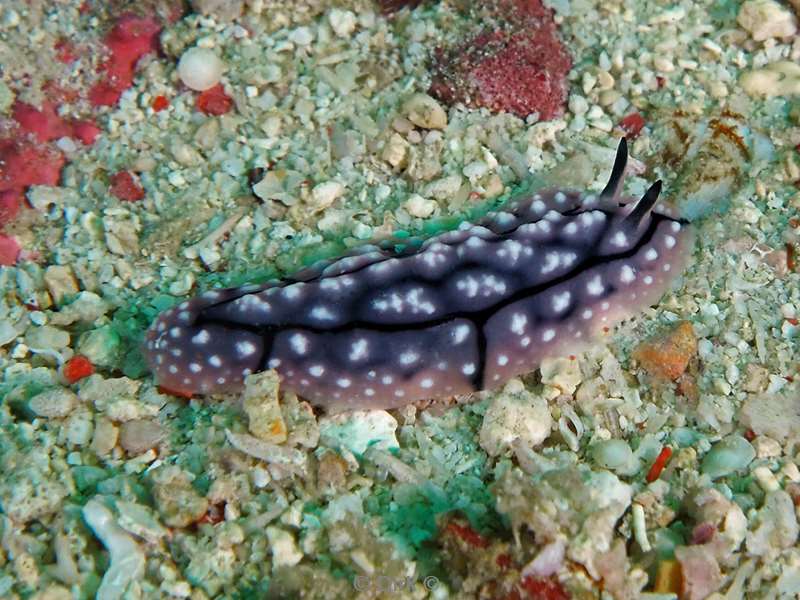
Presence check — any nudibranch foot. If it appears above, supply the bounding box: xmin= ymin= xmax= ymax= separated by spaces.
xmin=145 ymin=138 xmax=693 ymax=411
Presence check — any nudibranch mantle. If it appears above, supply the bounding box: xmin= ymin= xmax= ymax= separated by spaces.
xmin=145 ymin=139 xmax=693 ymax=411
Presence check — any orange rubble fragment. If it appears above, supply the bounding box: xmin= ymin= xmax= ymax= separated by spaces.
xmin=653 ymin=560 xmax=682 ymax=594
xmin=633 ymin=321 xmax=697 ymax=381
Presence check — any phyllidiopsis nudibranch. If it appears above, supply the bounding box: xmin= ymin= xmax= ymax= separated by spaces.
xmin=145 ymin=139 xmax=693 ymax=410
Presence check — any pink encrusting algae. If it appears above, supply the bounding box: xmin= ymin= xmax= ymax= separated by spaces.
xmin=145 ymin=140 xmax=694 ymax=410
xmin=88 ymin=14 xmax=162 ymax=107
xmin=0 ymin=135 xmax=65 ymax=264
xmin=429 ymin=0 xmax=572 ymax=120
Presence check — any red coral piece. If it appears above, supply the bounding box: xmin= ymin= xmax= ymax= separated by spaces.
xmin=444 ymin=521 xmax=490 ymax=548
xmin=0 ymin=234 xmax=21 ymax=265
xmin=646 ymin=445 xmax=673 ymax=483
xmin=89 ymin=14 xmax=162 ymax=107
xmin=619 ymin=112 xmax=646 ymax=138
xmin=496 ymin=553 xmax=513 ymax=569
xmin=151 ymin=95 xmax=169 ymax=112
xmin=109 ymin=170 xmax=145 ymax=201
xmin=518 ymin=575 xmax=570 ymax=600
xmin=196 ymin=84 xmax=233 ymax=116
xmin=63 ymin=355 xmax=95 ymax=383
xmin=0 ymin=139 xmax=65 ymax=192
xmin=429 ymin=1 xmax=571 ymax=120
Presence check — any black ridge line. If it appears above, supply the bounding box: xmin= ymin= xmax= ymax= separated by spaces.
xmin=198 ymin=212 xmax=672 ymax=388
xmin=198 ymin=211 xmax=669 ymax=336
xmin=474 ymin=325 xmax=487 ymax=390
xmin=202 ymin=197 xmax=589 ymax=302
xmin=257 ymin=330 xmax=277 ymax=374
xmin=199 ymin=199 xmax=686 ymax=314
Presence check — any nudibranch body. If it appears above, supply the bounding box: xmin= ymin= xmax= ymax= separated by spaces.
xmin=145 ymin=139 xmax=693 ymax=411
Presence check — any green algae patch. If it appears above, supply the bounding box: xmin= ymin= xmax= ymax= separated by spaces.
xmin=109 ymin=307 xmax=157 ymax=378
xmin=365 ymin=476 xmax=500 ymax=556
xmin=72 ymin=465 xmax=112 ymax=494
xmin=710 ymin=0 xmax=740 ymax=24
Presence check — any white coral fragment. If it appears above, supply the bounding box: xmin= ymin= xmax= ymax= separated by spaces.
xmin=319 ymin=410 xmax=399 ymax=456
xmin=740 ymin=61 xmax=800 ymax=98
xmin=480 ymin=380 xmax=553 ymax=456
xmin=82 ymin=498 xmax=146 ymax=600
xmin=738 ymin=0 xmax=797 ymax=41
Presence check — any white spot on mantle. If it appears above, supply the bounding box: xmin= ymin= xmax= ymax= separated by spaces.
xmin=236 ymin=340 xmax=257 ymax=357
xmin=349 ymin=339 xmax=369 ymax=361
xmin=399 ymin=351 xmax=419 ymax=365
xmin=452 ymin=324 xmax=470 ymax=344
xmin=510 ymin=313 xmax=527 ymax=335
xmin=192 ymin=330 xmax=210 ymax=345
xmin=620 ymin=265 xmax=636 ymax=284
xmin=311 ymin=305 xmax=336 ymax=321
xmin=290 ymin=333 xmax=309 ymax=355
xmin=552 ymin=291 xmax=571 ymax=313
xmin=587 ymin=275 xmax=603 ymax=296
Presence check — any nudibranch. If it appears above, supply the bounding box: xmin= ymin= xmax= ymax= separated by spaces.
xmin=145 ymin=139 xmax=693 ymax=410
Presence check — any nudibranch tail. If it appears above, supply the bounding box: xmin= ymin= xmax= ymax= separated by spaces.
xmin=145 ymin=139 xmax=693 ymax=411
xmin=144 ymin=286 xmax=272 ymax=397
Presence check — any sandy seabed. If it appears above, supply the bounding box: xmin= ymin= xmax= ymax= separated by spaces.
xmin=1 ymin=1 xmax=800 ymax=598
